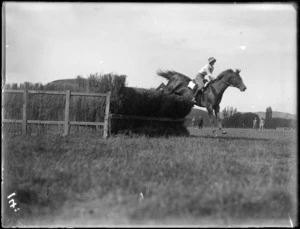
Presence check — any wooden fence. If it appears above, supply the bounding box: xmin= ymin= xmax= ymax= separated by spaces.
xmin=2 ymin=89 xmax=111 ymax=138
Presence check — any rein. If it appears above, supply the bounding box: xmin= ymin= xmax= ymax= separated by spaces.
xmin=222 ymin=80 xmax=232 ymax=87
xmin=211 ymin=78 xmax=232 ymax=87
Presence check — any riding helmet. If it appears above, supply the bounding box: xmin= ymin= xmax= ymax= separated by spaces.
xmin=208 ymin=57 xmax=216 ymax=63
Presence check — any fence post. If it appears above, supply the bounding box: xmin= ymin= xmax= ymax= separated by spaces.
xmin=109 ymin=114 xmax=112 ymax=137
xmin=22 ymin=89 xmax=28 ymax=135
xmin=103 ymin=91 xmax=111 ymax=139
xmin=64 ymin=90 xmax=70 ymax=136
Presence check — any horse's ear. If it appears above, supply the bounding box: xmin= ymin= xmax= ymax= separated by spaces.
xmin=236 ymin=69 xmax=241 ymax=74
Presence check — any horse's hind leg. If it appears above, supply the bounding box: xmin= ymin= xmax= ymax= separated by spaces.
xmin=161 ymin=80 xmax=175 ymax=95
xmin=161 ymin=81 xmax=174 ymax=95
xmin=163 ymin=87 xmax=173 ymax=95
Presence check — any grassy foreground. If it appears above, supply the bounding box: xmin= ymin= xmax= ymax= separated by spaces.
xmin=2 ymin=128 xmax=297 ymax=227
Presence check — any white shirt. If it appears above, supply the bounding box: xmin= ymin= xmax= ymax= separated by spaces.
xmin=198 ymin=63 xmax=214 ymax=80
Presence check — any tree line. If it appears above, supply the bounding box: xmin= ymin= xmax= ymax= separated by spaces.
xmin=221 ymin=106 xmax=296 ymax=129
xmin=3 ymin=73 xmax=127 ymax=123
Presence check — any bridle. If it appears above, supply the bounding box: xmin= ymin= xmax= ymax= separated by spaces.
xmin=212 ymin=78 xmax=232 ymax=87
xmin=210 ymin=70 xmax=241 ymax=88
xmin=223 ymin=69 xmax=241 ymax=87
xmin=222 ymin=79 xmax=232 ymax=87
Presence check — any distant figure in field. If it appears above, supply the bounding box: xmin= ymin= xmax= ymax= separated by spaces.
xmin=192 ymin=116 xmax=196 ymax=129
xmin=198 ymin=116 xmax=203 ymax=129
xmin=253 ymin=117 xmax=258 ymax=130
xmin=259 ymin=117 xmax=265 ymax=130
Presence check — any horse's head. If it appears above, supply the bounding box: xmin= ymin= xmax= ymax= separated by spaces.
xmin=226 ymin=69 xmax=247 ymax=92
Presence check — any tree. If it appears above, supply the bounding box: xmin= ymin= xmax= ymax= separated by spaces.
xmin=265 ymin=106 xmax=272 ymax=119
xmin=222 ymin=106 xmax=237 ymax=120
xmin=4 ymin=83 xmax=11 ymax=89
xmin=223 ymin=112 xmax=259 ymax=128
xmin=11 ymin=83 xmax=18 ymax=89
xmin=265 ymin=106 xmax=273 ymax=129
xmin=224 ymin=112 xmax=242 ymax=127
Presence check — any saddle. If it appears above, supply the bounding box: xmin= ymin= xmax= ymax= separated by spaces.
xmin=188 ymin=80 xmax=197 ymax=90
xmin=191 ymin=79 xmax=209 ymax=91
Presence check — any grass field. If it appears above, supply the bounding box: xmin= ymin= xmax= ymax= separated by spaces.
xmin=2 ymin=127 xmax=297 ymax=227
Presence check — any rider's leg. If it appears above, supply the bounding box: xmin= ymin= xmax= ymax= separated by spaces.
xmin=195 ymin=85 xmax=204 ymax=97
xmin=192 ymin=75 xmax=204 ymax=103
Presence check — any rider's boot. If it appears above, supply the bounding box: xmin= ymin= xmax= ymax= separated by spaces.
xmin=192 ymin=88 xmax=203 ymax=104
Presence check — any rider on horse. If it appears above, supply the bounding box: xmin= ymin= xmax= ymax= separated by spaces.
xmin=192 ymin=57 xmax=217 ymax=103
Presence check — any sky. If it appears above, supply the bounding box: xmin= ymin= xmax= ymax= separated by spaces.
xmin=3 ymin=2 xmax=297 ymax=114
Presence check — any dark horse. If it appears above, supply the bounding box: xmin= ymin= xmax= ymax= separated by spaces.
xmin=157 ymin=69 xmax=247 ymax=135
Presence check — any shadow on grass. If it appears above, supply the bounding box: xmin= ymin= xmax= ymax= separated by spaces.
xmin=189 ymin=135 xmax=270 ymax=142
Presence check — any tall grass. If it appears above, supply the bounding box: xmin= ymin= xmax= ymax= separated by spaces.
xmin=3 ymin=128 xmax=297 ymax=226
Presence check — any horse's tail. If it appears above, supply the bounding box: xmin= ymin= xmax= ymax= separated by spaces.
xmin=156 ymin=69 xmax=177 ymax=80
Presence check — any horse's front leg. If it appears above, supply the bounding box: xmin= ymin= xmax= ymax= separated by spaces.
xmin=214 ymin=106 xmax=227 ymax=135
xmin=207 ymin=106 xmax=217 ymax=135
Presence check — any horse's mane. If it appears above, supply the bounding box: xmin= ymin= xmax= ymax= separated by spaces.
xmin=215 ymin=69 xmax=235 ymax=81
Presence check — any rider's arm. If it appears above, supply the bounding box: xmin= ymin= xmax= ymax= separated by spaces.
xmin=208 ymin=74 xmax=215 ymax=81
xmin=206 ymin=66 xmax=214 ymax=81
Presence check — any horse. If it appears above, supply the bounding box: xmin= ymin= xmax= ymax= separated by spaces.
xmin=157 ymin=69 xmax=247 ymax=135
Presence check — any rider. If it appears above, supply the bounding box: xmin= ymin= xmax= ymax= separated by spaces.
xmin=192 ymin=57 xmax=217 ymax=103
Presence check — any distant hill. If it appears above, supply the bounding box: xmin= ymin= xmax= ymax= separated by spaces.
xmin=47 ymin=78 xmax=87 ymax=86
xmin=255 ymin=111 xmax=296 ymax=120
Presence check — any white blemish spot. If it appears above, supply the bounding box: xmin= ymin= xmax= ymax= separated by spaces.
xmin=289 ymin=215 xmax=293 ymax=227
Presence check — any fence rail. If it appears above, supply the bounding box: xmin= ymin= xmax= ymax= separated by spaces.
xmin=3 ymin=89 xmax=111 ymax=138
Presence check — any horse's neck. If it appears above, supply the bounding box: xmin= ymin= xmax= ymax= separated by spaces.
xmin=196 ymin=78 xmax=229 ymax=107
xmin=210 ymin=78 xmax=229 ymax=95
